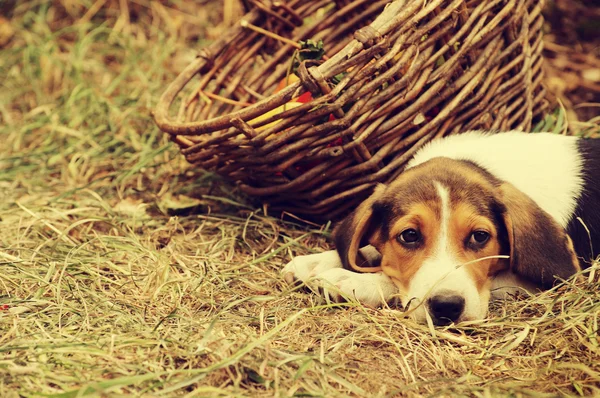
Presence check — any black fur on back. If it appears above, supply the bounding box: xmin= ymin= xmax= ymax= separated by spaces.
xmin=567 ymin=138 xmax=600 ymax=266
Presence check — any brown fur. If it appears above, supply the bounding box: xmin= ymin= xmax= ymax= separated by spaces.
xmin=377 ymin=203 xmax=439 ymax=290
xmin=497 ymin=182 xmax=581 ymax=287
xmin=448 ymin=203 xmax=505 ymax=292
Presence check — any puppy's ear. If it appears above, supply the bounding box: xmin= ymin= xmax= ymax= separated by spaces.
xmin=333 ymin=184 xmax=386 ymax=273
xmin=497 ymin=182 xmax=580 ymax=288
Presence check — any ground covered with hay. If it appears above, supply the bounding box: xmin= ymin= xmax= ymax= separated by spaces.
xmin=1 ymin=1 xmax=600 ymax=396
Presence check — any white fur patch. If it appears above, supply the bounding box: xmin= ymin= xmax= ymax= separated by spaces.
xmin=408 ymin=131 xmax=584 ymax=227
xmin=316 ymin=268 xmax=398 ymax=308
xmin=282 ymin=249 xmax=397 ymax=307
xmin=490 ymin=270 xmax=539 ymax=299
xmin=403 ymin=183 xmax=486 ymax=323
xmin=282 ymin=250 xmax=343 ymax=283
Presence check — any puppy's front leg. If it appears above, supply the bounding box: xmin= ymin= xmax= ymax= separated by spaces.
xmin=282 ymin=250 xmax=343 ymax=284
xmin=315 ymin=268 xmax=398 ymax=308
xmin=282 ymin=249 xmax=398 ymax=308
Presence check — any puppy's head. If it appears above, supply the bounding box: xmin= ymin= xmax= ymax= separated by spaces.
xmin=334 ymin=157 xmax=580 ymax=325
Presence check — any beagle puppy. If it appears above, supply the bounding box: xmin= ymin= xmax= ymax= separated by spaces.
xmin=283 ymin=131 xmax=600 ymax=325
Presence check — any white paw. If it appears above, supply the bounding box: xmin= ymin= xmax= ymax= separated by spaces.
xmin=317 ymin=268 xmax=398 ymax=308
xmin=282 ymin=249 xmax=397 ymax=308
xmin=282 ymin=250 xmax=343 ymax=284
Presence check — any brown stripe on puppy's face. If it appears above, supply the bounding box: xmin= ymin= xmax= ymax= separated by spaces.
xmin=374 ymin=201 xmax=441 ymax=290
xmin=448 ymin=201 xmax=507 ymax=290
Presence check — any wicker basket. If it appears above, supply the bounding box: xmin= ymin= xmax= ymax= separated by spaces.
xmin=154 ymin=0 xmax=548 ymax=221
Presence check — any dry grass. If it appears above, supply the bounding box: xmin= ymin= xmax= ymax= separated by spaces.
xmin=1 ymin=1 xmax=600 ymax=396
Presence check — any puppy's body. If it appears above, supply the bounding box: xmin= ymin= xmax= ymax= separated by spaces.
xmin=283 ymin=131 xmax=600 ymax=324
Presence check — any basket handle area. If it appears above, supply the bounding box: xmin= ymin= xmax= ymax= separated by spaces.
xmin=153 ymin=0 xmax=425 ymax=137
xmin=153 ymin=9 xmax=263 ymax=136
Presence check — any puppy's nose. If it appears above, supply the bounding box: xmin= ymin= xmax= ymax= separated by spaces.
xmin=427 ymin=294 xmax=465 ymax=325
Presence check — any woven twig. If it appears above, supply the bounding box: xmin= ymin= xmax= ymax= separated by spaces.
xmin=154 ymin=0 xmax=549 ymax=221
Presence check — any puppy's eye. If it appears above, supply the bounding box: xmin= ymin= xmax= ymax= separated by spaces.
xmin=397 ymin=228 xmax=421 ymax=245
xmin=470 ymin=230 xmax=490 ymax=245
